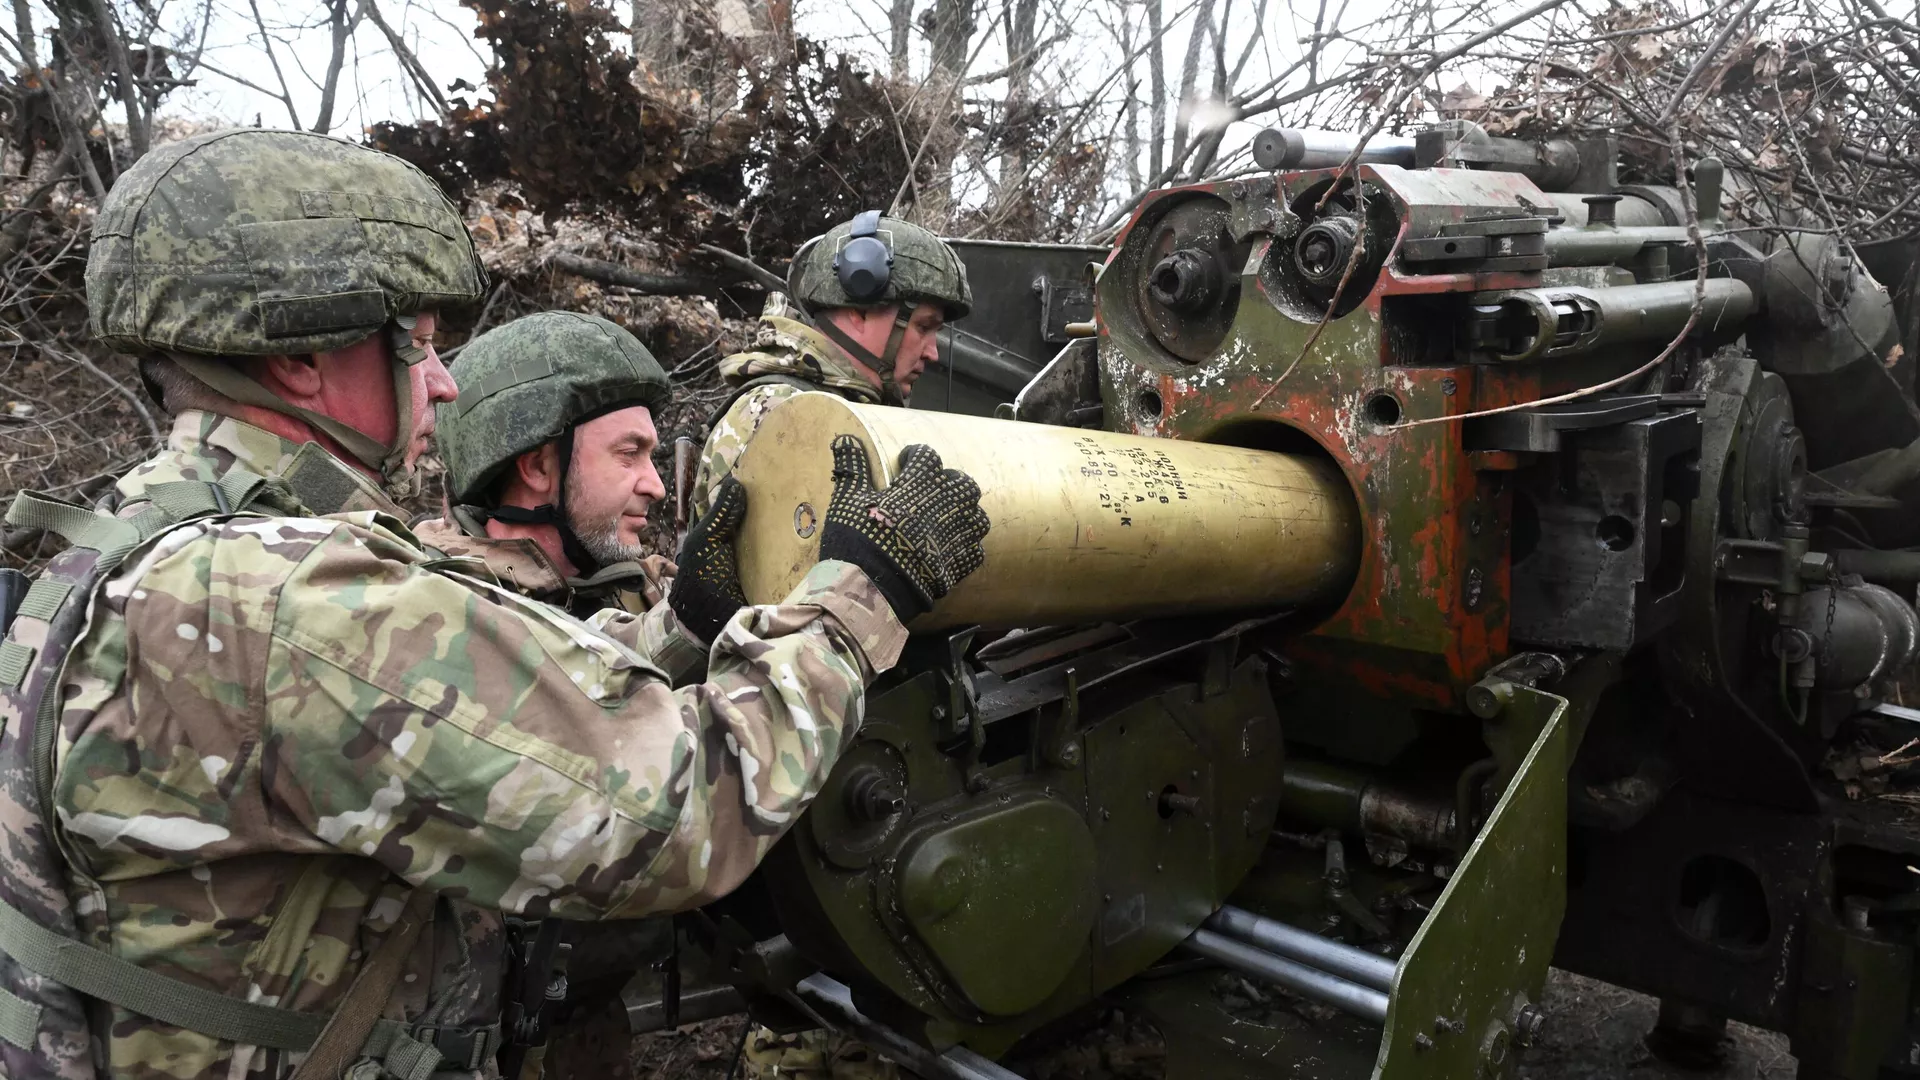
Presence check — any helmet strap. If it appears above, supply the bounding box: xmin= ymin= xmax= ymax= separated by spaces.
xmin=482 ymin=429 xmax=603 ymax=576
xmin=166 ymin=318 xmax=426 ymax=487
xmin=814 ymin=309 xmax=913 ymax=407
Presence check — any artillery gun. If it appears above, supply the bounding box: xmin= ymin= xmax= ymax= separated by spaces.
xmin=664 ymin=124 xmax=1920 ymax=1079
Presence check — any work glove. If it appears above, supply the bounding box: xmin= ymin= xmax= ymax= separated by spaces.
xmin=819 ymin=436 xmax=991 ymax=622
xmin=668 ymin=475 xmax=749 ymax=643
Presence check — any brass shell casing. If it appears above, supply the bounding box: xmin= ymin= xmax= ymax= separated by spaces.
xmin=731 ymin=393 xmax=1360 ymax=629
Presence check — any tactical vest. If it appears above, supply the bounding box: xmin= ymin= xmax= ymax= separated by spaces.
xmin=0 ymin=472 xmax=499 ymax=1080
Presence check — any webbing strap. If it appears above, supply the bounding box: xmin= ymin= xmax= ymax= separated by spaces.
xmin=0 ymin=983 xmax=37 ymax=1050
xmin=0 ymin=893 xmax=327 ymax=1050
xmin=4 ymin=493 xmax=138 ymax=561
xmin=16 ymin=579 xmax=72 ymax=623
xmin=0 ymin=642 xmax=33 ymax=690
xmin=0 ymin=893 xmax=495 ymax=1076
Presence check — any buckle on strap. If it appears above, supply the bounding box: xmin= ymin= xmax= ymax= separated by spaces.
xmin=418 ymin=1023 xmax=499 ymax=1071
xmin=373 ymin=1020 xmax=500 ymax=1076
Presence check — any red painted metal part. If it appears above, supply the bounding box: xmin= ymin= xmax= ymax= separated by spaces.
xmin=1099 ymin=167 xmax=1631 ymax=708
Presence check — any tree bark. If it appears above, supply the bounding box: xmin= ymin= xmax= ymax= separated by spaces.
xmin=1000 ymin=0 xmax=1039 ymax=183
xmin=549 ymin=252 xmax=745 ymax=296
xmin=1170 ymin=0 xmax=1215 ymax=164
xmin=310 ymin=0 xmax=353 ymax=135
xmin=1147 ymin=0 xmax=1165 ymax=179
xmin=889 ymin=0 xmax=913 ymax=80
xmin=927 ymin=0 xmax=976 ymax=81
xmin=87 ymin=0 xmax=147 ymax=157
xmin=14 ymin=0 xmax=38 ymax=72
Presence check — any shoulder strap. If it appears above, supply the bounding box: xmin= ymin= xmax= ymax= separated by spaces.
xmin=287 ymin=888 xmax=435 ymax=1080
xmin=0 ymin=890 xmax=490 ymax=1079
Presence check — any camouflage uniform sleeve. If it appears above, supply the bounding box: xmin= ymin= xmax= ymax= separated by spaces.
xmin=103 ymin=515 xmax=905 ymax=919
xmin=691 ymin=383 xmax=806 ymax=521
xmin=630 ymin=602 xmax=710 ymax=685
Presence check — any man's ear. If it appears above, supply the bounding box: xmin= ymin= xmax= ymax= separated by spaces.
xmin=259 ymin=354 xmax=325 ymax=398
xmin=512 ymin=442 xmax=561 ymax=499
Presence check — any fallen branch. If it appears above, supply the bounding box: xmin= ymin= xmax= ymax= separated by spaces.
xmin=547 ymin=252 xmax=749 ymax=297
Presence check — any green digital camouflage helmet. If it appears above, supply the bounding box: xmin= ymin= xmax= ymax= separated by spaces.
xmin=439 ymin=311 xmax=671 ymax=506
xmin=86 ymin=128 xmax=487 ymax=479
xmin=788 ymin=214 xmax=973 ymax=319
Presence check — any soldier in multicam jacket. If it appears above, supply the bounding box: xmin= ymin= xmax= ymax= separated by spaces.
xmin=691 ymin=214 xmax=973 ymax=521
xmin=12 ymin=129 xmax=989 ymax=1080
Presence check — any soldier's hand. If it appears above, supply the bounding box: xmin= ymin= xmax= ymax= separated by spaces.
xmin=668 ymin=476 xmax=749 ymax=643
xmin=819 ymin=437 xmax=990 ymax=622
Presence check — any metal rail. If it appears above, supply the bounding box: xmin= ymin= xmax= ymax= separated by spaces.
xmin=1182 ymin=928 xmax=1390 ymax=1024
xmin=790 ymin=973 xmax=1028 ymax=1080
xmin=1205 ymin=906 xmax=1398 ymax=993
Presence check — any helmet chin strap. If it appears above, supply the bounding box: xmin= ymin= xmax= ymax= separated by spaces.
xmin=813 ymin=309 xmax=913 ymax=406
xmin=169 ymin=317 xmax=426 ymax=491
xmin=482 ymin=429 xmax=605 ymax=576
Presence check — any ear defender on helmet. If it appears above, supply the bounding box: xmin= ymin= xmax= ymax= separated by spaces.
xmin=834 ymin=210 xmax=894 ymax=302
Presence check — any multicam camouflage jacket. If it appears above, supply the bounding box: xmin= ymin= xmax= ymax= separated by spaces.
xmin=692 ymin=294 xmax=880 ymax=521
xmin=49 ymin=410 xmax=906 ymax=1079
xmin=410 ymin=509 xmax=705 ymax=681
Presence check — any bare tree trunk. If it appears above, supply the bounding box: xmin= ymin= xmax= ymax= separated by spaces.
xmin=1147 ymin=0 xmax=1165 ymax=179
xmin=1170 ymin=0 xmax=1215 ymax=164
xmin=1120 ymin=7 xmax=1142 ymax=191
xmin=14 ymin=0 xmax=38 ymax=72
xmin=309 ymin=0 xmax=353 ymax=135
xmin=84 ymin=0 xmax=147 ymax=157
xmin=927 ymin=0 xmax=975 ymax=80
xmin=918 ymin=0 xmax=977 ymax=224
xmin=1000 ymin=0 xmax=1039 ymax=183
xmin=889 ymin=0 xmax=913 ymax=80
xmin=1185 ymin=0 xmax=1229 ymax=177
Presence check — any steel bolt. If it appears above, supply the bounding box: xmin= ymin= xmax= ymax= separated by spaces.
xmin=1466 ymin=679 xmax=1513 ymax=720
xmin=1160 ymin=791 xmax=1203 ymax=816
xmin=1514 ymin=1003 xmax=1546 ymax=1047
xmin=844 ymin=768 xmax=907 ymax=822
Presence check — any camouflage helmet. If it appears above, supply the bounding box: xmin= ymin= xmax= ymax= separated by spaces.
xmin=87 ymin=128 xmax=486 ymax=358
xmin=439 ymin=311 xmax=672 ymax=505
xmin=788 ymin=213 xmax=972 ymax=319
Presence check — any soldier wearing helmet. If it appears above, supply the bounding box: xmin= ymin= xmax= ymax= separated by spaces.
xmin=0 ymin=131 xmax=989 ymax=1080
xmin=420 ymin=311 xmax=680 ymax=619
xmin=691 ymin=211 xmax=972 ymax=519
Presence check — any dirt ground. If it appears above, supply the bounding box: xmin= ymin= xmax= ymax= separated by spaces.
xmin=625 ymin=970 xmax=1799 ymax=1080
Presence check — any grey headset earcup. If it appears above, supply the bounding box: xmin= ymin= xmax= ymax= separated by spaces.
xmin=836 ymin=234 xmax=894 ymax=301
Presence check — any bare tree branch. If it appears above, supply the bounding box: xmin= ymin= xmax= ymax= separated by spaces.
xmin=246 ymin=0 xmax=303 ymax=129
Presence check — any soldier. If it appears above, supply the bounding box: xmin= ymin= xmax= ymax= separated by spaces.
xmin=692 ymin=211 xmax=971 ymax=520
xmin=415 ymin=310 xmax=696 ymax=1079
xmin=419 ymin=311 xmax=702 ymax=691
xmin=0 ymin=129 xmax=989 ymax=1080
xmin=696 ymin=216 xmax=968 ymax=1080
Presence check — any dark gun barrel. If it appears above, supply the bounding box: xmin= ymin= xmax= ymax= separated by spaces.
xmin=1253 ymin=128 xmax=1418 ymax=171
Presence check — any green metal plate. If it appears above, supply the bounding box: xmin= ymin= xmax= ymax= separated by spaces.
xmin=1373 ymin=680 xmax=1570 ymax=1079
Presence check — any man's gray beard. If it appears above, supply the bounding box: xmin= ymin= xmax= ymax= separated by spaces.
xmin=567 ymin=501 xmax=650 ymax=568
